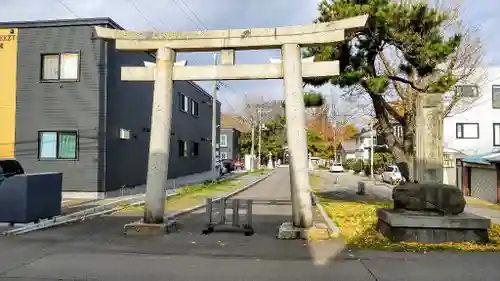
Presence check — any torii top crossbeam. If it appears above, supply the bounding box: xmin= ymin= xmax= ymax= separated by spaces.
xmin=94 ymin=15 xmax=368 ymax=52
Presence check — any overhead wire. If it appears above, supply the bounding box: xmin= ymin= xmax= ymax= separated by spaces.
xmin=54 ymin=0 xmax=78 ymax=17
xmin=167 ymin=0 xmax=241 ymax=114
xmin=128 ymin=0 xmax=159 ymax=30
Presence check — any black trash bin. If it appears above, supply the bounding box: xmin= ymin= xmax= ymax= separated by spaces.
xmin=0 ymin=159 xmax=62 ymax=224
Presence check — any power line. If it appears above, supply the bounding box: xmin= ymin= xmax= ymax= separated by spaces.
xmin=169 ymin=0 xmax=205 ymax=30
xmin=128 ymin=0 xmax=158 ymax=30
xmin=175 ymin=0 xmax=209 ymax=30
xmin=55 ymin=0 xmax=78 ymax=17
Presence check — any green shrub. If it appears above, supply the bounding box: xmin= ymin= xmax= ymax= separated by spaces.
xmin=352 ymin=159 xmax=364 ymax=173
xmin=344 ymin=159 xmax=356 ymax=170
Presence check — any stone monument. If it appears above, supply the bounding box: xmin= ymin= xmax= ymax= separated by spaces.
xmin=376 ymin=182 xmax=491 ymax=243
xmin=267 ymin=153 xmax=274 ymax=169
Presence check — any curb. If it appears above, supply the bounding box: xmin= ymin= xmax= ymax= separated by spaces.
xmin=166 ymin=169 xmax=276 ymax=220
xmin=311 ymin=193 xmax=341 ymax=237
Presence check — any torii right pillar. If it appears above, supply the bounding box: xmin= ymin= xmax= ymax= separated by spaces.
xmin=414 ymin=93 xmax=444 ymax=184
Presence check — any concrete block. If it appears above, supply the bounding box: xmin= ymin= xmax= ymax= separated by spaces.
xmin=376 ymin=208 xmax=491 ymax=243
xmin=124 ymin=220 xmax=177 ymax=236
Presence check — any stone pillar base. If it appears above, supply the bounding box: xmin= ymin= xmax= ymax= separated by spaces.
xmin=124 ymin=219 xmax=177 ymax=236
xmin=277 ymin=222 xmax=331 ymax=240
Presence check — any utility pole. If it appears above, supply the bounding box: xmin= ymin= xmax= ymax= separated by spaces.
xmin=257 ymin=108 xmax=262 ymax=169
xmin=370 ymin=119 xmax=375 ymax=185
xmin=211 ymin=53 xmax=219 ymax=179
xmin=250 ymin=122 xmax=255 ymax=172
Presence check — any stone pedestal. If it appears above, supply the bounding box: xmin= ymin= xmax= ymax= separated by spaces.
xmin=124 ymin=219 xmax=177 ymax=236
xmin=376 ymin=208 xmax=490 ymax=243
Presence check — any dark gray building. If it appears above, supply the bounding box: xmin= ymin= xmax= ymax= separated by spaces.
xmin=219 ymin=128 xmax=241 ymax=161
xmin=0 ymin=17 xmax=220 ymax=198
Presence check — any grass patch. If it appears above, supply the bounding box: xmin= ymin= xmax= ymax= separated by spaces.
xmin=248 ymin=168 xmax=269 ymax=175
xmin=309 ymin=174 xmax=321 ymax=188
xmin=466 ymin=197 xmax=500 ymax=211
xmin=123 ymin=171 xmax=270 ymax=214
xmin=123 ymin=178 xmax=241 ymax=213
xmin=318 ymin=197 xmax=500 ymax=252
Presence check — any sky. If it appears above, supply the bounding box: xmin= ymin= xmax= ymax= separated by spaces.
xmin=1 ymin=0 xmax=498 ymax=115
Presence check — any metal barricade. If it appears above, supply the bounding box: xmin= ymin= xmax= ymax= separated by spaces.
xmin=202 ymin=198 xmax=254 ymax=236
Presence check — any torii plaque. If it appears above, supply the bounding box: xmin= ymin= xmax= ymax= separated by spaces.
xmin=94 ymin=15 xmax=368 ymax=233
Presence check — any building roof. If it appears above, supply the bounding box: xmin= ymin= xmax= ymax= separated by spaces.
xmin=0 ymin=17 xmax=123 ymax=29
xmin=463 ymin=151 xmax=500 ymax=165
xmin=221 ymin=127 xmax=241 ymax=133
xmin=340 ymin=140 xmax=357 ymax=152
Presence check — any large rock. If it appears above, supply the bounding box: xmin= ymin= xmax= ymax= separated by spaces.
xmin=392 ymin=183 xmax=466 ymax=215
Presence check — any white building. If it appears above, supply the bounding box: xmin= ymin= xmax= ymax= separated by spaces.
xmin=443 ymin=67 xmax=500 ymax=155
xmin=353 ymin=129 xmax=377 ymax=160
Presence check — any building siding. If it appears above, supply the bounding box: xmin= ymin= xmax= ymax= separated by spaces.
xmin=0 ymin=28 xmax=18 ymax=158
xmin=104 ymin=43 xmax=221 ymax=191
xmin=220 ymin=128 xmax=241 ymax=160
xmin=444 ymin=67 xmax=500 ymax=155
xmin=7 ymin=18 xmax=221 ymax=194
xmin=14 ymin=25 xmax=102 ymax=193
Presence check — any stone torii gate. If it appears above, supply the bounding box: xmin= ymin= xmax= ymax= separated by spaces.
xmin=94 ymin=15 xmax=369 ymax=233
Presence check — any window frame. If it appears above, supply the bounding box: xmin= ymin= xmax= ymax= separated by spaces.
xmin=191 ymin=141 xmax=199 ymax=157
xmin=220 ymin=134 xmax=228 ymax=147
xmin=494 ymin=123 xmax=500 ymax=147
xmin=492 ymin=85 xmax=500 ymax=109
xmin=456 ymin=123 xmax=480 ymax=139
xmin=191 ymin=100 xmax=199 ymax=117
xmin=455 ymin=84 xmax=479 ymax=98
xmin=37 ymin=130 xmax=79 ymax=160
xmin=179 ymin=93 xmax=189 ymax=113
xmin=40 ymin=51 xmax=81 ymax=82
xmin=220 ymin=152 xmax=228 ymax=160
xmin=178 ymin=140 xmax=188 ymax=157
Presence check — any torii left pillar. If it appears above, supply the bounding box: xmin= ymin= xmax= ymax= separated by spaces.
xmin=125 ymin=46 xmax=177 ymax=235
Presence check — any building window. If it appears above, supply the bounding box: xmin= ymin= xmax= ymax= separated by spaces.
xmin=220 ymin=134 xmax=227 ymax=147
xmin=191 ymin=141 xmax=199 ymax=157
xmin=493 ymin=85 xmax=500 ymax=109
xmin=494 ymin=123 xmax=500 ymax=147
xmin=220 ymin=152 xmax=228 ymax=160
xmin=41 ymin=53 xmax=80 ymax=81
xmin=191 ymin=100 xmax=199 ymax=116
xmin=456 ymin=123 xmax=479 ymax=139
xmin=178 ymin=140 xmax=188 ymax=157
xmin=455 ymin=85 xmax=478 ymax=98
xmin=179 ymin=93 xmax=189 ymax=112
xmin=38 ymin=131 xmax=78 ymax=160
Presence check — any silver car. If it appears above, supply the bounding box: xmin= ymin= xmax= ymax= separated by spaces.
xmin=329 ymin=163 xmax=344 ymax=173
xmin=381 ymin=165 xmax=404 ymax=184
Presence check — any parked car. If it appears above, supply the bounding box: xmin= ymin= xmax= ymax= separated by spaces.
xmin=329 ymin=163 xmax=344 ymax=173
xmin=233 ymin=160 xmax=244 ymax=170
xmin=221 ymin=159 xmax=235 ymax=173
xmin=381 ymin=165 xmax=404 ymax=184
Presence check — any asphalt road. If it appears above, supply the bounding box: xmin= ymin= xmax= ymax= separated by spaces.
xmin=0 ymin=169 xmax=498 ymax=280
